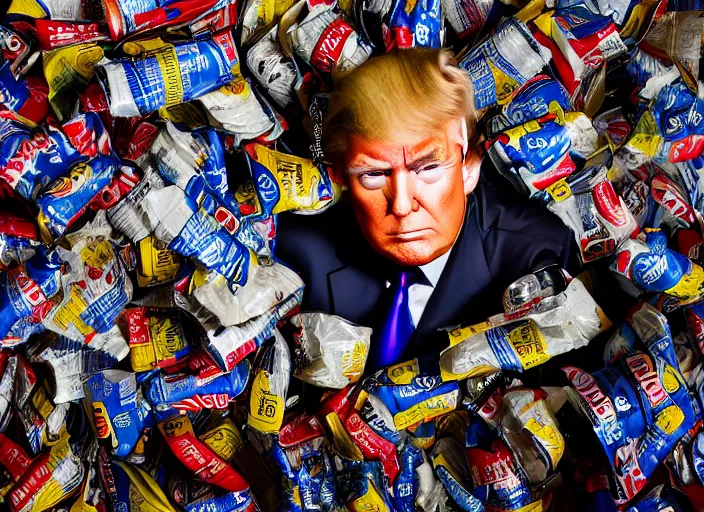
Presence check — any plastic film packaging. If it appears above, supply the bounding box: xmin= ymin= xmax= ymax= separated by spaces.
xmin=96 ymin=32 xmax=239 ymax=117
xmin=290 ymin=312 xmax=371 ymax=389
xmin=248 ymin=331 xmax=291 ymax=436
xmin=287 ymin=5 xmax=372 ymax=73
xmin=440 ymin=275 xmax=610 ymax=381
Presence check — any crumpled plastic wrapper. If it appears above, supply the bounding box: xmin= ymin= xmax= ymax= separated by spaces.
xmin=290 ymin=312 xmax=372 ymax=389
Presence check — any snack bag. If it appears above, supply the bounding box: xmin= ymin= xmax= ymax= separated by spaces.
xmin=0 ymin=247 xmax=61 ymax=347
xmin=384 ymin=0 xmax=443 ymax=50
xmin=365 ymin=359 xmax=460 ymax=431
xmin=245 ymin=143 xmax=343 ymax=215
xmin=548 ymin=148 xmax=640 ymax=263
xmin=458 ymin=18 xmax=550 ymax=110
xmin=145 ymin=360 xmax=249 ymax=416
xmin=0 ymin=61 xmax=49 ymax=126
xmin=287 ymin=5 xmax=372 ymax=73
xmin=247 ymin=332 xmax=291 ymax=439
xmin=246 ymin=28 xmax=298 ymax=109
xmin=101 ymin=0 xmax=238 ymax=40
xmin=611 ymin=228 xmax=704 ymax=311
xmin=275 ymin=414 xmax=337 ymax=511
xmin=563 ymin=306 xmax=696 ymax=504
xmin=96 ymin=32 xmax=239 ymax=117
xmin=84 ymin=370 xmax=154 ymax=458
xmin=440 ymin=275 xmax=609 ymax=381
xmin=124 ymin=307 xmax=191 ymax=372
xmin=42 ymin=213 xmax=133 ymax=341
xmin=290 ymin=312 xmax=371 ymax=389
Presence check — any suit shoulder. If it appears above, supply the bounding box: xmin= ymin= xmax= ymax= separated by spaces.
xmin=275 ymin=204 xmax=349 ymax=270
xmin=474 ymin=178 xmax=568 ymax=243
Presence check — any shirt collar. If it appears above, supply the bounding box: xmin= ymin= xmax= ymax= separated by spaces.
xmin=419 ymin=249 xmax=451 ymax=288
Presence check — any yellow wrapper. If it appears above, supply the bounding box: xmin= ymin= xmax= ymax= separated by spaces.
xmin=248 ymin=369 xmax=285 ymax=434
xmin=130 ymin=315 xmax=188 ymax=372
xmin=114 ymin=461 xmax=178 ymax=512
xmin=137 ymin=236 xmax=181 ymax=288
xmin=43 ymin=44 xmax=104 ymax=120
xmin=393 ymin=390 xmax=459 ymax=431
xmin=247 ymin=144 xmax=343 ymax=214
xmin=346 ymin=479 xmax=390 ymax=512
xmin=200 ymin=418 xmax=242 ymax=462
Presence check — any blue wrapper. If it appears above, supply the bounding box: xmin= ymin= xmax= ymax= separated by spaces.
xmin=563 ymin=335 xmax=696 ymax=503
xmin=366 ymin=374 xmax=459 ymax=426
xmin=98 ymin=32 xmax=238 ymax=117
xmin=152 ymin=125 xmax=243 ymax=241
xmin=85 ymin=370 xmax=154 ymax=458
xmin=625 ymin=485 xmax=692 ymax=512
xmin=631 ymin=230 xmax=694 ymax=292
xmin=0 ymin=247 xmax=61 ymax=346
xmin=459 ymin=19 xmax=548 ymax=110
xmin=145 ymin=359 xmax=250 ymax=414
xmin=464 ymin=438 xmax=534 ymax=510
xmin=393 ymin=443 xmax=425 ymax=512
xmin=387 ymin=0 xmax=442 ymax=49
xmin=36 ymin=155 xmax=121 ymax=240
xmin=651 ymin=80 xmax=704 ymax=144
xmin=693 ymin=430 xmax=704 ymax=486
xmin=0 ymin=118 xmax=82 ymax=200
xmin=185 ymin=489 xmax=254 ymax=512
xmin=275 ymin=424 xmax=337 ymax=512
xmin=337 ymin=459 xmax=394 ymax=511
xmin=432 ymin=438 xmax=486 ymax=511
xmin=489 ymin=75 xmax=573 ymax=136
xmin=155 ymin=190 xmax=250 ymax=292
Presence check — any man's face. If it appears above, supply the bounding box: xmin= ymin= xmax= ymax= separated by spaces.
xmin=343 ymin=119 xmax=480 ymax=267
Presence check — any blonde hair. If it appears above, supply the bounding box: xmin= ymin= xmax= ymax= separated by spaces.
xmin=322 ymin=48 xmax=478 ymax=166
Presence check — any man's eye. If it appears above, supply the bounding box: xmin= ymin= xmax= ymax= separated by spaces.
xmin=417 ymin=164 xmax=440 ymax=173
xmin=358 ymin=171 xmax=389 ymax=190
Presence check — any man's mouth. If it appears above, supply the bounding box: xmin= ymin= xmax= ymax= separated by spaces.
xmin=391 ymin=228 xmax=433 ymax=241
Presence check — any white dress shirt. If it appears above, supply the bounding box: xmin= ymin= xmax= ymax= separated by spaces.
xmin=410 ymin=251 xmax=451 ymax=326
xmin=384 ymin=250 xmax=452 ymax=327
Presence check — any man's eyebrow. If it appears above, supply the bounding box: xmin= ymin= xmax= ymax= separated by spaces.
xmin=347 ymin=160 xmax=391 ymax=175
xmin=406 ymin=149 xmax=444 ymax=170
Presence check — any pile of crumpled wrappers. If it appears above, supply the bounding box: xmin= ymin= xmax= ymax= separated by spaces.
xmin=1 ymin=0 xmax=704 ymax=510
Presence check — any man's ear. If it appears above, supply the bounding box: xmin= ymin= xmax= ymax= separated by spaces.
xmin=451 ymin=118 xmax=480 ymax=195
xmin=462 ymin=151 xmax=481 ymax=196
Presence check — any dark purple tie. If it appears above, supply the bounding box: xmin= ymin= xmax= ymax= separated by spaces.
xmin=368 ymin=270 xmax=417 ymax=370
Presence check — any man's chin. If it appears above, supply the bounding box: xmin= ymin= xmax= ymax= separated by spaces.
xmin=377 ymin=241 xmax=445 ymax=267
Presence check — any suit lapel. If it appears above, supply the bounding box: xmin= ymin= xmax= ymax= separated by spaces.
xmin=403 ymin=197 xmax=493 ymax=359
xmin=328 ymin=265 xmax=386 ymax=324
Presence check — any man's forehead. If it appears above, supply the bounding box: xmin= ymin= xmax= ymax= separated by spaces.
xmin=346 ymin=132 xmax=448 ymax=170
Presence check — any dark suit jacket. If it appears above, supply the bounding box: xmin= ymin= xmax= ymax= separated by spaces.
xmin=275 ymin=176 xmax=574 ymax=364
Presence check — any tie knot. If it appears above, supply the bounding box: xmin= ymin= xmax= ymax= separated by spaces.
xmin=393 ymin=268 xmax=421 ymax=288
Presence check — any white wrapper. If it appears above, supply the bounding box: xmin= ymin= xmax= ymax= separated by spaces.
xmin=141 ymin=186 xmax=193 ymax=244
xmin=206 ymin=283 xmax=303 ymax=371
xmin=287 ymin=5 xmax=371 ymax=73
xmin=439 ymin=278 xmax=608 ymax=380
xmin=247 ymin=28 xmax=297 ymax=108
xmin=192 ymin=261 xmax=304 ymax=326
xmin=37 ymin=328 xmax=129 ymax=403
xmin=290 ymin=312 xmax=372 ymax=389
xmin=0 ymin=357 xmax=17 ymax=433
xmin=107 ymin=162 xmax=165 ymax=242
xmin=199 ymin=80 xmax=275 ymax=144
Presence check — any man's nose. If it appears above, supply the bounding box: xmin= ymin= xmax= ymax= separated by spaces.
xmin=388 ymin=171 xmax=415 ymax=217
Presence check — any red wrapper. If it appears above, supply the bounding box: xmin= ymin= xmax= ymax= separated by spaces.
xmin=34 ymin=20 xmax=108 ymax=50
xmin=159 ymin=416 xmax=251 ymax=493
xmin=319 ymin=387 xmax=400 ymax=483
xmin=0 ymin=434 xmax=32 ymax=482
